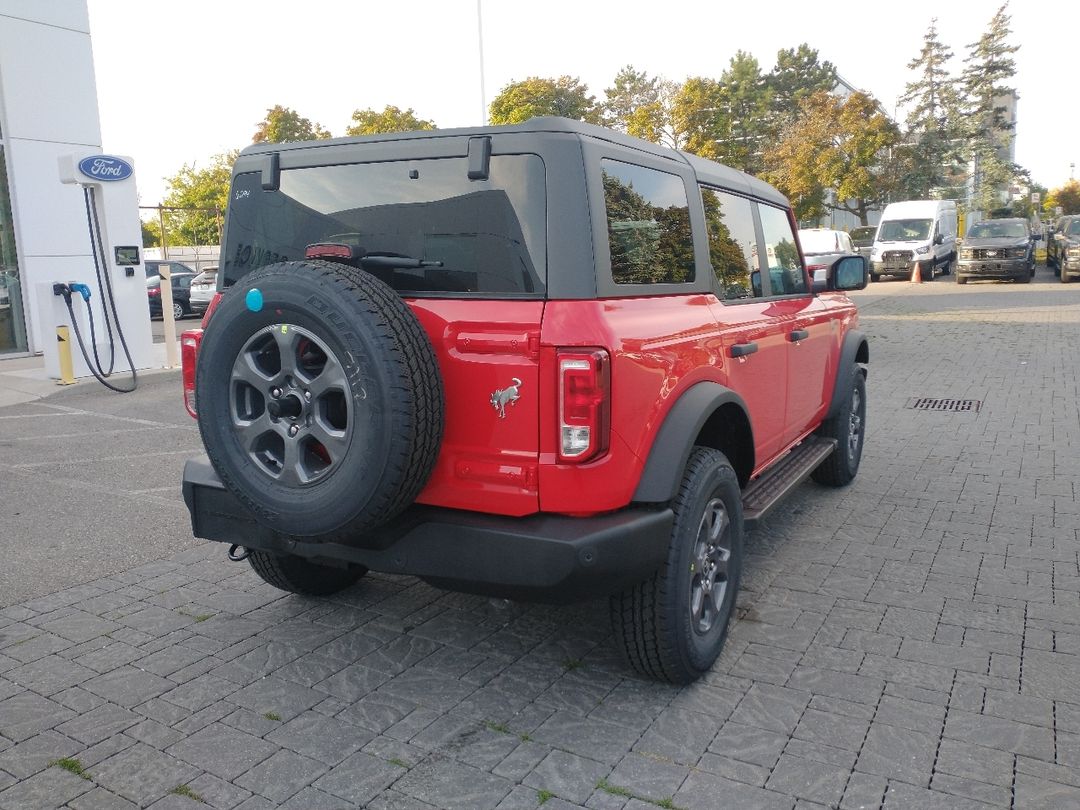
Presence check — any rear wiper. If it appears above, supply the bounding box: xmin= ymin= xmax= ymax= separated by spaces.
xmin=359 ymin=252 xmax=444 ymax=270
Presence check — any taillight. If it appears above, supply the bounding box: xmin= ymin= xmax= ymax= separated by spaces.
xmin=806 ymin=263 xmax=828 ymax=272
xmin=200 ymin=292 xmax=223 ymax=328
xmin=306 ymin=243 xmax=357 ymax=260
xmin=181 ymin=329 xmax=203 ymax=418
xmin=148 ymin=288 xmax=159 ymax=297
xmin=558 ymin=349 xmax=610 ymax=463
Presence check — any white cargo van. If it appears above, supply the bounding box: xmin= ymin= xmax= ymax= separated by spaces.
xmin=870 ymin=200 xmax=957 ymax=281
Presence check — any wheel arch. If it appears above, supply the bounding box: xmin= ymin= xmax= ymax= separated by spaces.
xmin=633 ymin=382 xmax=755 ymax=503
xmin=825 ymin=330 xmax=869 ymax=421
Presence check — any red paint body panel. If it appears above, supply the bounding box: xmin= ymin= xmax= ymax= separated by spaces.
xmin=406 ymin=299 xmax=544 ymax=516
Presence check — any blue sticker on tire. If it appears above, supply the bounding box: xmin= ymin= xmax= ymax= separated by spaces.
xmin=245 ymin=288 xmax=264 ymax=312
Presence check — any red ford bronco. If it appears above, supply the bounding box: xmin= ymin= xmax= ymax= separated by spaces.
xmin=181 ymin=118 xmax=869 ymax=684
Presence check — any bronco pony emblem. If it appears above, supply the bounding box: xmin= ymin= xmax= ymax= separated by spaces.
xmin=490 ymin=378 xmax=522 ymax=419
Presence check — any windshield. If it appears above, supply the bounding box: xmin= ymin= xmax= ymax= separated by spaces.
xmin=850 ymin=227 xmax=876 ymax=246
xmin=966 ymin=221 xmax=1028 ymax=239
xmin=222 ymin=154 xmax=547 ymax=296
xmin=799 ymin=230 xmax=846 ymax=255
xmin=878 ymin=219 xmax=932 ymax=242
xmin=1068 ymin=220 xmax=1080 ymax=237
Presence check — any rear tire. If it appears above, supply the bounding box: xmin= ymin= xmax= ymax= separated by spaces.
xmin=956 ymin=274 xmax=967 ymax=285
xmin=812 ymin=368 xmax=866 ymax=487
xmin=248 ymin=550 xmax=366 ymax=596
xmin=610 ymin=447 xmax=743 ymax=684
xmin=1016 ymin=273 xmax=1031 ymax=284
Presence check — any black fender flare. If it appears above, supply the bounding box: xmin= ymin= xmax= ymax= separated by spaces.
xmin=633 ymin=382 xmax=751 ymax=503
xmin=826 ymin=329 xmax=869 ymax=420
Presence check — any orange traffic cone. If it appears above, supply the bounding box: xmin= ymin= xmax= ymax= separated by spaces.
xmin=910 ymin=263 xmax=923 ymax=284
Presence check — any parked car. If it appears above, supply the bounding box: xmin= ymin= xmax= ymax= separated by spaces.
xmin=799 ymin=229 xmax=858 ymax=286
xmin=144 ymin=260 xmax=196 ymax=280
xmin=188 ymin=267 xmax=218 ymax=312
xmin=870 ymin=200 xmax=957 ymax=281
xmin=179 ymin=117 xmax=869 ymax=685
xmin=1047 ymin=215 xmax=1080 ymax=273
xmin=955 ymin=218 xmax=1038 ymax=284
xmin=849 ymin=225 xmax=876 ymax=265
xmin=146 ymin=271 xmax=200 ymax=319
xmin=1052 ymin=217 xmax=1080 ymax=283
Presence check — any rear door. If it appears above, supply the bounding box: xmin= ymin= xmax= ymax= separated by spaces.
xmin=700 ymin=185 xmax=789 ymax=465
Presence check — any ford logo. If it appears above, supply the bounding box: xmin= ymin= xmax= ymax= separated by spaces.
xmin=77 ymin=155 xmax=133 ymax=182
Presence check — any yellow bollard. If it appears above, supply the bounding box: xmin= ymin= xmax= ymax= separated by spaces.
xmin=56 ymin=325 xmax=76 ymax=385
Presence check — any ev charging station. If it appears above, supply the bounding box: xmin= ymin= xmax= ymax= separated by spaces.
xmin=36 ymin=152 xmax=153 ymax=386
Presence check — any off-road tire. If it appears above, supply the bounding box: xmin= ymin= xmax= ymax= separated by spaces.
xmin=811 ymin=367 xmax=866 ymax=487
xmin=196 ymin=260 xmax=444 ymax=538
xmin=610 ymin=447 xmax=743 ymax=684
xmin=248 ymin=550 xmax=366 ymax=596
xmin=956 ymin=274 xmax=968 ymax=285
xmin=1016 ymin=273 xmax=1031 ymax=284
xmin=1062 ymin=266 xmax=1071 ymax=284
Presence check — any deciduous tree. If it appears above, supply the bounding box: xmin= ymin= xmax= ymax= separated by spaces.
xmin=489 ymin=76 xmax=601 ymax=125
xmin=252 ymin=105 xmax=331 ymax=143
xmin=764 ymin=91 xmax=901 ymax=225
xmin=1045 ymin=180 xmax=1080 ymax=216
xmin=603 ymin=65 xmax=669 ymax=144
xmin=159 ymin=152 xmax=236 ymax=247
xmin=346 ymin=106 xmax=436 ymax=136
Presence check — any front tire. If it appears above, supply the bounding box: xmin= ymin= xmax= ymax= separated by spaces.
xmin=248 ymin=550 xmax=366 ymax=596
xmin=956 ymin=274 xmax=968 ymax=285
xmin=812 ymin=368 xmax=866 ymax=487
xmin=173 ymin=301 xmax=185 ymax=320
xmin=611 ymin=447 xmax=743 ymax=684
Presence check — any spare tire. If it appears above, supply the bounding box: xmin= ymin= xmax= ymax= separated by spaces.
xmin=195 ymin=260 xmax=444 ymax=538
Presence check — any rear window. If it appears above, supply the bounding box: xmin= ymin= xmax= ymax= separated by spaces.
xmin=221 ymin=155 xmax=546 ymax=296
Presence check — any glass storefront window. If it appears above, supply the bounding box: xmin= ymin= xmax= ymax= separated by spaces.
xmin=0 ymin=146 xmax=27 ymax=353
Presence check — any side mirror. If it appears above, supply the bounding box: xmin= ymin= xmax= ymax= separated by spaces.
xmin=1033 ymin=233 xmax=1043 ymax=242
xmin=933 ymin=233 xmax=944 ymax=245
xmin=832 ymin=255 xmax=868 ymax=291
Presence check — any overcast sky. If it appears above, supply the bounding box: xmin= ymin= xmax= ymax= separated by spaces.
xmin=87 ymin=0 xmax=1077 ymax=207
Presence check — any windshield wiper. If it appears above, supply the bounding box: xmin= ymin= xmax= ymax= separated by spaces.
xmin=359 ymin=252 xmax=444 ymax=270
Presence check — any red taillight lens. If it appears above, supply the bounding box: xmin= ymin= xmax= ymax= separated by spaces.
xmin=806 ymin=263 xmax=828 ymax=272
xmin=558 ymin=349 xmax=610 ymax=463
xmin=181 ymin=329 xmax=203 ymax=418
xmin=200 ymin=292 xmax=223 ymax=329
xmin=148 ymin=288 xmax=159 ymax=297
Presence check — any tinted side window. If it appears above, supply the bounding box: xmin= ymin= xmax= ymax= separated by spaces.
xmin=602 ymin=160 xmax=694 ymax=285
xmin=758 ymin=204 xmax=808 ymax=296
xmin=700 ymin=186 xmax=761 ymax=301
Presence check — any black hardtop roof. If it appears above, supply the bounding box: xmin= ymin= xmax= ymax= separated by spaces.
xmin=238 ymin=116 xmax=788 ymax=208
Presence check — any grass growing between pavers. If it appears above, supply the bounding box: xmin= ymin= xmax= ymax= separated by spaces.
xmin=537 ymin=788 xmax=554 ymax=804
xmin=49 ymin=758 xmax=90 ymax=780
xmin=596 ymin=778 xmax=684 ymax=810
xmin=262 ymin=711 xmax=281 ymax=721
xmin=169 ymin=784 xmax=205 ymax=802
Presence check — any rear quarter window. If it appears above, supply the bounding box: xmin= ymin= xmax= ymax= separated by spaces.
xmin=601 ymin=160 xmax=694 ymax=285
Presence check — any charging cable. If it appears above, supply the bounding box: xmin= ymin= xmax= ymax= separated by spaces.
xmin=55 ymin=283 xmax=137 ymax=393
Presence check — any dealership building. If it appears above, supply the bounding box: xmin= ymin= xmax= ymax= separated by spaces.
xmin=0 ymin=1 xmax=114 ymax=356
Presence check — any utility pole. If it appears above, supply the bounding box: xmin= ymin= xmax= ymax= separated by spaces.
xmin=477 ymin=0 xmax=487 ymax=126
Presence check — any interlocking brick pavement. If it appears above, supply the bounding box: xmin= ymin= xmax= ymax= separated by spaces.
xmin=0 ymin=270 xmax=1078 ymax=808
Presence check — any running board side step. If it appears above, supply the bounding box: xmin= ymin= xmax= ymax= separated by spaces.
xmin=741 ymin=436 xmax=837 ymax=529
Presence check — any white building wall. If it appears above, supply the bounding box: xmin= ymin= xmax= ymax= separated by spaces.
xmin=0 ymin=1 xmax=102 ymax=354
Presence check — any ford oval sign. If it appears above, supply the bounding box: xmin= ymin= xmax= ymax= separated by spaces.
xmin=77 ymin=155 xmax=133 ymax=182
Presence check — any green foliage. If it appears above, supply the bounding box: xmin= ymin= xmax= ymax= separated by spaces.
xmin=960 ymin=3 xmax=1020 ymax=211
xmin=714 ymin=52 xmax=772 ymax=174
xmin=346 ymin=105 xmax=436 ymax=136
xmin=603 ymin=65 xmax=668 ymax=144
xmin=764 ymin=91 xmax=901 ymax=225
xmin=1046 ymin=180 xmax=1080 ymax=215
xmin=489 ymin=76 xmax=601 ymax=125
xmin=537 ymin=789 xmax=554 ymax=804
xmin=671 ymin=76 xmax=724 ymax=160
xmin=160 ymin=152 xmax=235 ymax=247
xmin=262 ymin=711 xmax=281 ymax=721
xmin=50 ymin=758 xmax=90 ymax=780
xmin=900 ymin=19 xmax=965 ymax=198
xmin=252 ymin=105 xmax=331 ymax=143
xmin=767 ymin=44 xmax=837 ymax=126
xmin=169 ymin=784 xmax=205 ymax=802
xmin=141 ymin=219 xmax=162 ymax=248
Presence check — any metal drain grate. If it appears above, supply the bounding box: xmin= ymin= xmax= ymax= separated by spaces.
xmin=905 ymin=397 xmax=982 ymax=412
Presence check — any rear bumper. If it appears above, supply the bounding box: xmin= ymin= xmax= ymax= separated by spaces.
xmin=182 ymin=456 xmax=673 ymax=603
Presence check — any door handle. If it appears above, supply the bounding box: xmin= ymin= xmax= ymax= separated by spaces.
xmin=789 ymin=329 xmax=809 ymax=342
xmin=730 ymin=342 xmax=758 ymax=358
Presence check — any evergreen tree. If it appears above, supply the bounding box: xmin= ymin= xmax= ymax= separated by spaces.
xmin=960 ymin=3 xmax=1020 ymax=212
xmin=900 ymin=19 xmax=963 ymax=198
xmin=715 ymin=52 xmax=772 ymax=175
xmin=766 ymin=44 xmax=837 ymax=127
